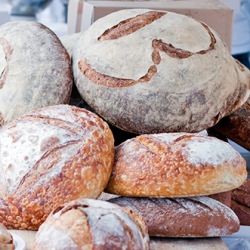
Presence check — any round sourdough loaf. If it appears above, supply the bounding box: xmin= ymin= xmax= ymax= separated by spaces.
xmin=106 ymin=133 xmax=247 ymax=197
xmin=110 ymin=197 xmax=240 ymax=237
xmin=73 ymin=9 xmax=250 ymax=134
xmin=0 ymin=105 xmax=114 ymax=230
xmin=35 ymin=199 xmax=149 ymax=250
xmin=0 ymin=21 xmax=72 ymax=126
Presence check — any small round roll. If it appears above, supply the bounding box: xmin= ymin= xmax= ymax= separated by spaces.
xmin=35 ymin=199 xmax=149 ymax=250
xmin=106 ymin=133 xmax=247 ymax=197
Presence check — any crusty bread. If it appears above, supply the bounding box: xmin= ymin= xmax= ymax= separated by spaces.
xmin=150 ymin=238 xmax=228 ymax=250
xmin=110 ymin=196 xmax=240 ymax=237
xmin=106 ymin=133 xmax=247 ymax=197
xmin=232 ymin=179 xmax=250 ymax=207
xmin=0 ymin=21 xmax=73 ymax=125
xmin=231 ymin=200 xmax=250 ymax=226
xmin=0 ymin=105 xmax=114 ymax=230
xmin=35 ymin=199 xmax=149 ymax=250
xmin=73 ymin=9 xmax=249 ymax=134
xmin=212 ymin=98 xmax=250 ymax=150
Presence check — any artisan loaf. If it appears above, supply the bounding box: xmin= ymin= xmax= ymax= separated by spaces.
xmin=0 ymin=21 xmax=72 ymax=125
xmin=231 ymin=200 xmax=250 ymax=226
xmin=110 ymin=197 xmax=240 ymax=237
xmin=209 ymin=191 xmax=232 ymax=207
xmin=232 ymin=179 xmax=250 ymax=207
xmin=212 ymin=97 xmax=250 ymax=150
xmin=106 ymin=133 xmax=247 ymax=197
xmin=35 ymin=199 xmax=149 ymax=250
xmin=73 ymin=9 xmax=250 ymax=134
xmin=0 ymin=105 xmax=114 ymax=230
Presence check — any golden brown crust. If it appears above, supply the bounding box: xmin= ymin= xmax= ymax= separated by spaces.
xmin=106 ymin=133 xmax=247 ymax=197
xmin=35 ymin=199 xmax=149 ymax=250
xmin=212 ymin=98 xmax=250 ymax=150
xmin=0 ymin=105 xmax=114 ymax=230
xmin=110 ymin=197 xmax=240 ymax=237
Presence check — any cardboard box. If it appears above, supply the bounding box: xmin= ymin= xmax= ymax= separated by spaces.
xmin=67 ymin=0 xmax=233 ymax=49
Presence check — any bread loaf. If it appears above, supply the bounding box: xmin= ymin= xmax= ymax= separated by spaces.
xmin=73 ymin=9 xmax=250 ymax=134
xmin=0 ymin=105 xmax=114 ymax=230
xmin=110 ymin=197 xmax=240 ymax=237
xmin=106 ymin=133 xmax=247 ymax=197
xmin=0 ymin=21 xmax=72 ymax=125
xmin=35 ymin=199 xmax=149 ymax=250
xmin=232 ymin=179 xmax=250 ymax=207
xmin=0 ymin=224 xmax=14 ymax=250
xmin=212 ymin=98 xmax=250 ymax=150
xmin=150 ymin=238 xmax=228 ymax=250
xmin=231 ymin=200 xmax=250 ymax=226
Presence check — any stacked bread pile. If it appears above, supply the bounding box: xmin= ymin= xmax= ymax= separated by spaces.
xmin=0 ymin=8 xmax=249 ymax=250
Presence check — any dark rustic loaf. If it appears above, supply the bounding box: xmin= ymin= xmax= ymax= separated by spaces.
xmin=232 ymin=179 xmax=250 ymax=207
xmin=73 ymin=9 xmax=250 ymax=134
xmin=0 ymin=21 xmax=72 ymax=125
xmin=0 ymin=105 xmax=114 ymax=230
xmin=110 ymin=197 xmax=240 ymax=237
xmin=231 ymin=200 xmax=250 ymax=226
xmin=106 ymin=133 xmax=247 ymax=197
xmin=35 ymin=199 xmax=149 ymax=250
xmin=212 ymin=98 xmax=250 ymax=150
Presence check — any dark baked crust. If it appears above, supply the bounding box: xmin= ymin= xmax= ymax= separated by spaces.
xmin=110 ymin=197 xmax=240 ymax=237
xmin=209 ymin=191 xmax=232 ymax=207
xmin=231 ymin=200 xmax=250 ymax=226
xmin=212 ymin=98 xmax=250 ymax=150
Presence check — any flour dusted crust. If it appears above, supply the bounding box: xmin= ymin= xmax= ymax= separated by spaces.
xmin=60 ymin=33 xmax=81 ymax=58
xmin=0 ymin=21 xmax=72 ymax=125
xmin=35 ymin=199 xmax=149 ymax=250
xmin=73 ymin=9 xmax=250 ymax=134
xmin=106 ymin=133 xmax=247 ymax=197
xmin=110 ymin=196 xmax=239 ymax=237
xmin=0 ymin=105 xmax=114 ymax=230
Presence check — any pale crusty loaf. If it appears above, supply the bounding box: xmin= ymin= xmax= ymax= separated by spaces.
xmin=106 ymin=133 xmax=247 ymax=197
xmin=35 ymin=199 xmax=149 ymax=250
xmin=0 ymin=21 xmax=72 ymax=125
xmin=73 ymin=9 xmax=250 ymax=134
xmin=150 ymin=238 xmax=228 ymax=250
xmin=110 ymin=197 xmax=240 ymax=237
xmin=0 ymin=105 xmax=114 ymax=230
xmin=60 ymin=33 xmax=81 ymax=58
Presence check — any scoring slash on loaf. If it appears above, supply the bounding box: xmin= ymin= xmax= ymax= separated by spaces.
xmin=35 ymin=199 xmax=149 ymax=250
xmin=0 ymin=105 xmax=114 ymax=230
xmin=110 ymin=196 xmax=240 ymax=237
xmin=0 ymin=21 xmax=73 ymax=125
xmin=73 ymin=9 xmax=250 ymax=134
xmin=106 ymin=133 xmax=247 ymax=197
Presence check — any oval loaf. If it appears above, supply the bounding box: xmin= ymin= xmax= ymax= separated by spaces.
xmin=35 ymin=199 xmax=149 ymax=250
xmin=0 ymin=105 xmax=114 ymax=230
xmin=110 ymin=196 xmax=240 ymax=237
xmin=106 ymin=133 xmax=247 ymax=197
xmin=73 ymin=9 xmax=250 ymax=134
xmin=0 ymin=21 xmax=72 ymax=125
